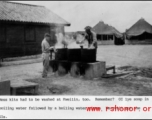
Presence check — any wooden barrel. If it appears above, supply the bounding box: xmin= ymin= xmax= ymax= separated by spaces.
xmin=54 ymin=48 xmax=67 ymax=60
xmin=67 ymin=49 xmax=81 ymax=62
xmin=81 ymin=48 xmax=96 ymax=63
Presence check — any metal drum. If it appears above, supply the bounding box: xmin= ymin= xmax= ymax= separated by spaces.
xmin=67 ymin=49 xmax=81 ymax=62
xmin=54 ymin=48 xmax=68 ymax=60
xmin=81 ymin=48 xmax=96 ymax=63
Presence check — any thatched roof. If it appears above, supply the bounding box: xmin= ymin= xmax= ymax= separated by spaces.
xmin=0 ymin=1 xmax=70 ymax=26
xmin=92 ymin=21 xmax=123 ymax=38
xmin=126 ymin=18 xmax=152 ymax=37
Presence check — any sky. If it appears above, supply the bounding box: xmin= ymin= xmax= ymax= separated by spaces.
xmin=12 ymin=1 xmax=152 ymax=33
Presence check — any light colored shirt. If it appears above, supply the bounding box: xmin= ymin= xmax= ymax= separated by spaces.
xmin=41 ymin=39 xmax=50 ymax=53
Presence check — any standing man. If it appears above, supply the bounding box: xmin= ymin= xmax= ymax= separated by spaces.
xmin=84 ymin=26 xmax=98 ymax=60
xmin=41 ymin=33 xmax=55 ymax=78
xmin=84 ymin=26 xmax=98 ymax=49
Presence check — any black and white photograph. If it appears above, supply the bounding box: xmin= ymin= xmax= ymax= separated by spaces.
xmin=0 ymin=1 xmax=152 ymax=96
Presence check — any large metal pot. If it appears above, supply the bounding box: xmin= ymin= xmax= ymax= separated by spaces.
xmin=54 ymin=48 xmax=68 ymax=60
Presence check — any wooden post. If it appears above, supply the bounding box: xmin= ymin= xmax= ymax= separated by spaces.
xmin=10 ymin=79 xmax=39 ymax=95
xmin=106 ymin=65 xmax=116 ymax=74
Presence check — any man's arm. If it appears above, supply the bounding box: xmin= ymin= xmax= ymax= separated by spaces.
xmin=42 ymin=41 xmax=54 ymax=53
xmin=49 ymin=46 xmax=54 ymax=50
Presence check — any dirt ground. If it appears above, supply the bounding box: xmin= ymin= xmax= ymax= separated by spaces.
xmin=97 ymin=45 xmax=152 ymax=67
xmin=0 ymin=45 xmax=152 ymax=96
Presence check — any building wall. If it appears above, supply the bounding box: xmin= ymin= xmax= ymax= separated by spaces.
xmin=125 ymin=39 xmax=152 ymax=45
xmin=0 ymin=23 xmax=6 ymax=44
xmin=97 ymin=34 xmax=115 ymax=45
xmin=6 ymin=24 xmax=24 ymax=45
xmin=97 ymin=34 xmax=125 ymax=45
xmin=125 ymin=32 xmax=152 ymax=45
xmin=0 ymin=21 xmax=65 ymax=58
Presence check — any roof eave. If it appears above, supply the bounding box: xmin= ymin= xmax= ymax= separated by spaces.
xmin=49 ymin=23 xmax=71 ymax=27
xmin=0 ymin=19 xmax=71 ymax=26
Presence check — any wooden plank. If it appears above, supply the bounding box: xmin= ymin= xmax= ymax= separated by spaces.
xmin=117 ymin=71 xmax=140 ymax=79
xmin=10 ymin=79 xmax=39 ymax=95
xmin=106 ymin=65 xmax=116 ymax=74
xmin=102 ymin=72 xmax=132 ymax=78
xmin=11 ymin=79 xmax=38 ymax=89
xmin=11 ymin=86 xmax=37 ymax=95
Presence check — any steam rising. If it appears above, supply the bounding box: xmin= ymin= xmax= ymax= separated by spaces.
xmin=55 ymin=32 xmax=90 ymax=49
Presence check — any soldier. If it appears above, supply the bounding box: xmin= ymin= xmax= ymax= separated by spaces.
xmin=84 ymin=26 xmax=98 ymax=60
xmin=41 ymin=33 xmax=56 ymax=78
xmin=84 ymin=26 xmax=98 ymax=49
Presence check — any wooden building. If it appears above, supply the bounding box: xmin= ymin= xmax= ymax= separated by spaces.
xmin=125 ymin=18 xmax=152 ymax=44
xmin=92 ymin=21 xmax=124 ymax=45
xmin=0 ymin=1 xmax=70 ymax=58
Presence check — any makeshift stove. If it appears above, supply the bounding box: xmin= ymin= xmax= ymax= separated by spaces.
xmin=50 ymin=47 xmax=107 ymax=79
xmin=49 ymin=32 xmax=116 ymax=79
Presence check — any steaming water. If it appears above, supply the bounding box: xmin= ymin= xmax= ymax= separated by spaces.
xmin=55 ymin=33 xmax=94 ymax=49
xmin=67 ymin=41 xmax=81 ymax=49
xmin=55 ymin=33 xmax=65 ymax=49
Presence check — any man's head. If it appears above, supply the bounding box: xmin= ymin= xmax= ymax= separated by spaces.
xmin=85 ymin=26 xmax=92 ymax=34
xmin=44 ymin=33 xmax=51 ymax=41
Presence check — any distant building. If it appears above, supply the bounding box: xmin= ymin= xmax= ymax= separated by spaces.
xmin=125 ymin=18 xmax=152 ymax=44
xmin=92 ymin=21 xmax=124 ymax=45
xmin=0 ymin=1 xmax=70 ymax=58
